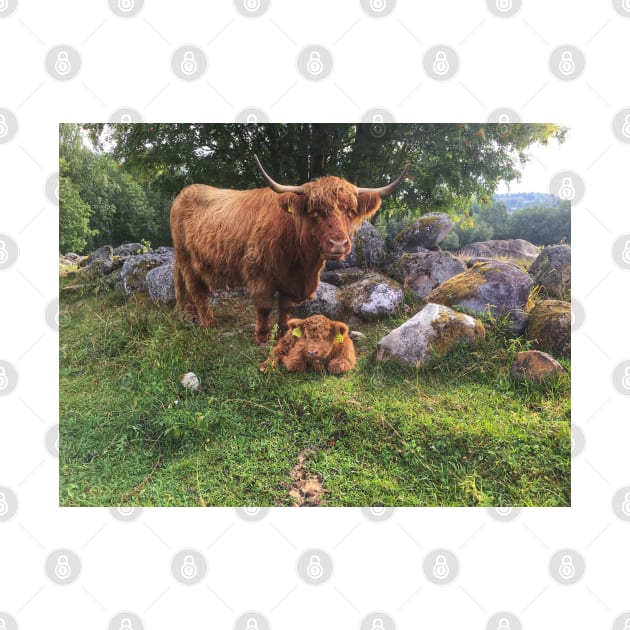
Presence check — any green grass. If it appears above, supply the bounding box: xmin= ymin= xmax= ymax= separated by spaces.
xmin=59 ymin=280 xmax=570 ymax=507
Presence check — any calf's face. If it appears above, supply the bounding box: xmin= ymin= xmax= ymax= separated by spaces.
xmin=288 ymin=316 xmax=350 ymax=363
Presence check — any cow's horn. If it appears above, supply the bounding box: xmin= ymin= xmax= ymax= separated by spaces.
xmin=356 ymin=164 xmax=410 ymax=196
xmin=253 ymin=154 xmax=306 ymax=194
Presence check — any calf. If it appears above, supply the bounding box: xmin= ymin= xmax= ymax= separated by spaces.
xmin=260 ymin=315 xmax=356 ymax=375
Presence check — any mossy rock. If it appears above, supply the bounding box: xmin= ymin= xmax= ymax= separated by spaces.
xmin=426 ymin=260 xmax=533 ymax=334
xmin=293 ymin=282 xmax=343 ymax=319
xmin=530 ymin=245 xmax=571 ymax=299
xmin=526 ymin=299 xmax=570 ymax=358
xmin=511 ymin=350 xmax=566 ymax=383
xmin=376 ymin=302 xmax=485 ymax=365
xmin=394 ymin=213 xmax=455 ymax=251
xmin=384 ymin=251 xmax=466 ymax=298
xmin=460 ymin=239 xmax=540 ymax=263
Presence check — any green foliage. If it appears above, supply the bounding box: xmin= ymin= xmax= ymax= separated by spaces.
xmin=58 ymin=171 xmax=96 ymax=254
xmin=59 ymin=124 xmax=171 ymax=253
xmin=83 ymin=122 xmax=566 ymax=222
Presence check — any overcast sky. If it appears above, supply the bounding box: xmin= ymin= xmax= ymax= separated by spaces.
xmin=496 ymin=136 xmax=568 ymax=194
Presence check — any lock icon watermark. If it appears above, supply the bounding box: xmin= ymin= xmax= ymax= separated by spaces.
xmin=297 ymin=548 xmax=333 ymax=584
xmin=306 ymin=554 xmax=323 ymax=579
xmin=246 ymin=114 xmax=258 ymax=124
xmin=119 ymin=618 xmax=133 ymax=630
xmin=118 ymin=0 xmax=134 ymax=11
xmin=120 ymin=113 xmax=132 ymax=123
xmin=54 ymin=51 xmax=72 ymax=76
xmin=54 ymin=554 xmax=72 ymax=580
xmin=0 ymin=366 xmax=8 ymax=390
xmin=549 ymin=548 xmax=584 ymax=584
xmin=622 ymin=114 xmax=630 ymax=138
xmin=432 ymin=554 xmax=450 ymax=579
xmin=369 ymin=0 xmax=387 ymax=11
xmin=432 ymin=51 xmax=449 ymax=75
xmin=558 ymin=554 xmax=576 ymax=579
xmin=558 ymin=176 xmax=575 ymax=200
xmin=621 ymin=241 xmax=630 ymax=265
xmin=245 ymin=619 xmax=259 ymax=630
xmin=181 ymin=51 xmax=198 ymax=75
xmin=244 ymin=0 xmax=261 ymax=10
xmin=495 ymin=0 xmax=512 ymax=11
xmin=180 ymin=554 xmax=198 ymax=579
xmin=371 ymin=617 xmax=385 ymax=630
xmin=497 ymin=619 xmax=511 ymax=630
xmin=0 ymin=492 xmax=8 ymax=516
xmin=558 ymin=51 xmax=575 ymax=75
xmin=307 ymin=51 xmax=323 ymax=75
xmin=0 ymin=240 xmax=8 ymax=265
xmin=0 ymin=114 xmax=8 ymax=138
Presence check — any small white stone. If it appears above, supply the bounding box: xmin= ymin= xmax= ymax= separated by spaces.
xmin=181 ymin=372 xmax=200 ymax=391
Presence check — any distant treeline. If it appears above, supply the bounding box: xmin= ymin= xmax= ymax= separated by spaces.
xmin=440 ymin=200 xmax=570 ymax=250
xmin=494 ymin=192 xmax=562 ymax=212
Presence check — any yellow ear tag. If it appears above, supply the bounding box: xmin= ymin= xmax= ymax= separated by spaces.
xmin=334 ymin=333 xmax=345 ymax=343
xmin=287 ymin=205 xmax=293 ymax=214
xmin=292 ymin=327 xmax=302 ymax=338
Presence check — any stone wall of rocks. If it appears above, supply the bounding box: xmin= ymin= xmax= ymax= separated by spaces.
xmin=61 ymin=213 xmax=571 ymax=381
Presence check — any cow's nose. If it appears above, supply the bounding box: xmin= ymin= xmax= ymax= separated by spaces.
xmin=306 ymin=349 xmax=319 ymax=358
xmin=327 ymin=237 xmax=349 ymax=250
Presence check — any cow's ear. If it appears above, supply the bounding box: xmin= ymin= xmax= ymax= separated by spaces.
xmin=279 ymin=193 xmax=306 ymax=216
xmin=357 ymin=192 xmax=382 ymax=220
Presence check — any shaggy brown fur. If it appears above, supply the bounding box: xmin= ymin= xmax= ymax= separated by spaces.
xmin=170 ymin=174 xmax=384 ymax=343
xmin=260 ymin=315 xmax=356 ymax=375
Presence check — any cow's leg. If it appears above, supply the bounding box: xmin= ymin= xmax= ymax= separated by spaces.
xmin=182 ymin=268 xmax=216 ymax=328
xmin=277 ymin=293 xmax=296 ymax=338
xmin=173 ymin=259 xmax=190 ymax=317
xmin=253 ymin=295 xmax=274 ymax=345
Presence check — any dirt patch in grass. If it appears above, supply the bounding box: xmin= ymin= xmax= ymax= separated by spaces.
xmin=286 ymin=448 xmax=326 ymax=506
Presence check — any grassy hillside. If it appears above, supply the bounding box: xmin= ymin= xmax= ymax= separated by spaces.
xmin=59 ymin=281 xmax=570 ymax=507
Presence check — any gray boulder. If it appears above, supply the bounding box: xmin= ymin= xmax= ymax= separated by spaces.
xmin=325 ymin=221 xmax=386 ymax=270
xmin=511 ymin=350 xmax=566 ymax=383
xmin=460 ymin=239 xmax=540 ymax=263
xmin=376 ymin=303 xmax=485 ymax=366
xmin=121 ymin=251 xmax=173 ymax=296
xmin=320 ymin=266 xmax=365 ymax=287
xmin=394 ymin=213 xmax=455 ymax=252
xmin=526 ymin=299 xmax=571 ymax=358
xmin=113 ymin=243 xmax=148 ymax=257
xmin=292 ymin=282 xmax=343 ymax=319
xmin=340 ymin=273 xmax=404 ymax=321
xmin=384 ymin=251 xmax=467 ymax=299
xmin=146 ymin=263 xmax=176 ymax=304
xmin=529 ymin=245 xmax=571 ymax=299
xmin=82 ymin=245 xmax=113 ymax=276
xmin=426 ymin=259 xmax=534 ymax=334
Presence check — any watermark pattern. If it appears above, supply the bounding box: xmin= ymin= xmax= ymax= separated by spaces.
xmin=422 ymin=549 xmax=459 ymax=585
xmin=296 ymin=548 xmax=334 ymax=585
xmin=0 ymin=486 xmax=19 ymax=522
xmin=297 ymin=45 xmax=334 ymax=81
xmin=45 ymin=45 xmax=82 ymax=81
xmin=171 ymin=45 xmax=207 ymax=81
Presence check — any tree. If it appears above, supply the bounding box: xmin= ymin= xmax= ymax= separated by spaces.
xmin=58 ymin=170 xmax=95 ymax=253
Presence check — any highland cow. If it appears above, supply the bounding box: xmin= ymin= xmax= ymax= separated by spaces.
xmin=170 ymin=155 xmax=408 ymax=344
xmin=260 ymin=315 xmax=356 ymax=375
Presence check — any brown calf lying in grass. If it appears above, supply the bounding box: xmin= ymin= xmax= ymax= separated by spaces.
xmin=260 ymin=315 xmax=356 ymax=375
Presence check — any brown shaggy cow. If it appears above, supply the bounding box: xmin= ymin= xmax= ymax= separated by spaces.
xmin=170 ymin=156 xmax=408 ymax=344
xmin=259 ymin=315 xmax=356 ymax=374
